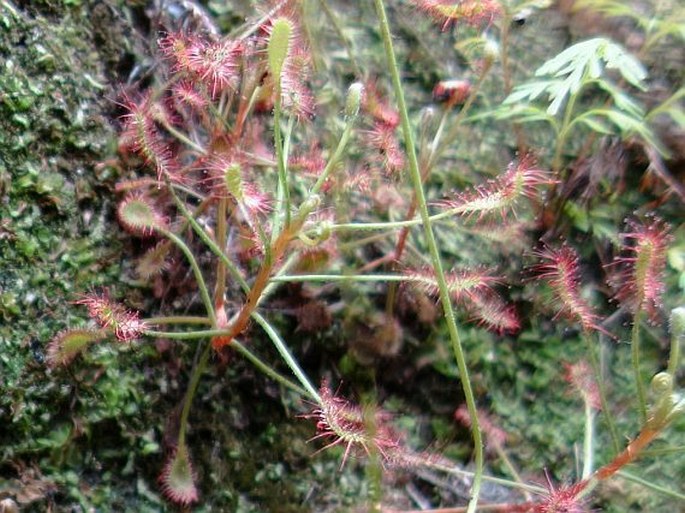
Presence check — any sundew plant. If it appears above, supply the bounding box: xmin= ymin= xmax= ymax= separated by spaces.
xmin=45 ymin=0 xmax=684 ymax=511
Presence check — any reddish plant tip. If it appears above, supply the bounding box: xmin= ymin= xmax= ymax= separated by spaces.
xmin=409 ymin=266 xmax=519 ymax=334
xmin=262 ymin=15 xmax=315 ymax=120
xmin=534 ymin=243 xmax=606 ymax=335
xmin=610 ymin=215 xmax=672 ymax=321
xmin=366 ymin=122 xmax=405 ymax=175
xmin=75 ymin=290 xmax=147 ymax=342
xmin=468 ymin=288 xmax=520 ymax=335
xmin=563 ymin=360 xmax=601 ymax=411
xmin=438 ymin=155 xmax=556 ymax=220
xmin=410 ymin=0 xmax=503 ymax=31
xmin=159 ymin=32 xmax=243 ymax=97
xmin=306 ymin=380 xmax=403 ymax=468
xmin=119 ymin=94 xmax=179 ymax=182
xmin=203 ymin=155 xmax=272 ymax=219
xmin=534 ymin=477 xmax=588 ymax=513
xmin=159 ymin=443 xmax=199 ymax=506
xmin=362 ymin=80 xmax=400 ymax=129
xmin=46 ymin=329 xmax=104 ymax=368
xmin=408 ymin=266 xmax=500 ymax=302
xmin=117 ymin=194 xmax=168 ymax=237
xmin=454 ymin=405 xmax=507 ymax=449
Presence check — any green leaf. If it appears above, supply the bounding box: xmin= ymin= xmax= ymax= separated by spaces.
xmin=601 ymin=41 xmax=647 ymax=89
xmin=503 ymin=80 xmax=555 ymax=104
xmin=595 ymin=80 xmax=645 ymax=117
xmin=598 ymin=109 xmax=669 ymax=155
xmin=579 ymin=116 xmax=615 ymax=135
xmin=522 ymin=38 xmax=648 ymax=117
xmin=493 ymin=105 xmax=555 ymax=125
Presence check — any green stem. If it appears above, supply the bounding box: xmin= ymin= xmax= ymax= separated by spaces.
xmin=309 ymin=110 xmax=357 ymax=197
xmin=159 ymin=118 xmax=207 ymax=155
xmin=552 ymin=89 xmax=580 ymax=173
xmin=161 ymin=229 xmax=217 ymax=327
xmin=214 ymin=196 xmax=228 ymax=305
xmin=231 ymin=339 xmax=309 ymax=397
xmin=617 ymin=471 xmax=685 ymax=501
xmin=178 ymin=340 xmax=212 ymax=442
xmin=271 ymin=273 xmax=411 ymax=283
xmin=632 ymin=310 xmax=648 ymax=424
xmin=168 ymin=184 xmax=249 ymax=292
xmin=145 ymin=316 xmax=212 ymax=325
xmin=329 ymin=206 xmax=462 ymax=233
xmin=273 ymin=94 xmax=292 ymax=228
xmin=146 ymin=329 xmax=230 ymax=339
xmin=493 ymin=445 xmax=531 ymax=500
xmin=252 ymin=311 xmax=321 ymax=404
xmin=372 ymin=2 xmax=483 ymax=511
xmin=667 ymin=307 xmax=683 ymax=378
xmin=421 ymin=459 xmax=546 ymax=495
xmin=582 ymin=402 xmax=595 ymax=479
xmin=583 ymin=332 xmax=621 ymax=454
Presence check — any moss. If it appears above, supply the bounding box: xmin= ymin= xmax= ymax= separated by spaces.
xmin=0 ymin=1 xmax=140 ymax=509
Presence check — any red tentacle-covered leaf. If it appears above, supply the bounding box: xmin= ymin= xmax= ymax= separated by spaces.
xmin=159 ymin=442 xmax=199 ymax=506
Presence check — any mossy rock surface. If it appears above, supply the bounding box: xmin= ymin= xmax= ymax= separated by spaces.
xmin=0 ymin=1 xmax=683 ymax=512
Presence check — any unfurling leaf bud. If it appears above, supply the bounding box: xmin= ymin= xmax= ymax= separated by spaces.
xmin=298 ymin=194 xmax=321 ymax=218
xmin=649 ymin=371 xmax=685 ymax=429
xmin=671 ymin=306 xmax=685 ymax=341
xmin=651 ymin=372 xmax=672 ymax=396
xmin=344 ymin=82 xmax=364 ymax=118
xmin=668 ymin=306 xmax=684 ymax=376
xmin=483 ymin=35 xmax=500 ymax=64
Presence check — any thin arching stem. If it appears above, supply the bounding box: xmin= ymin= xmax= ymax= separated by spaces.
xmin=372 ymin=2 xmax=484 ymax=510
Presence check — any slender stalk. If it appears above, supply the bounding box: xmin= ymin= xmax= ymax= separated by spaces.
xmin=161 ymin=229 xmax=216 ymax=327
xmin=145 ymin=316 xmax=212 ymax=325
xmin=145 ymin=329 xmax=230 ymax=340
xmin=309 ymin=110 xmax=357 ymax=196
xmin=330 ymin=206 xmax=463 ymax=232
xmin=178 ymin=340 xmax=213 ymax=441
xmin=372 ymin=2 xmax=483 ymax=510
xmin=492 ymin=445 xmax=531 ymax=500
xmin=421 ymin=459 xmax=546 ymax=495
xmin=273 ymin=93 xmax=292 ymax=228
xmin=384 ymin=63 xmax=490 ymax=316
xmin=583 ymin=332 xmax=621 ymax=454
xmin=667 ymin=307 xmax=683 ymax=378
xmin=552 ymin=88 xmax=581 ymax=173
xmin=252 ymin=311 xmax=321 ymax=403
xmin=617 ymin=471 xmax=685 ymax=501
xmin=272 ymin=273 xmax=410 ymax=283
xmin=582 ymin=402 xmax=595 ymax=479
xmin=168 ymin=184 xmax=249 ymax=292
xmin=231 ymin=339 xmax=309 ymax=397
xmin=158 ymin=117 xmax=207 ymax=155
xmin=214 ymin=221 xmax=301 ymax=350
xmin=631 ymin=310 xmax=648 ymax=424
xmin=214 ymin=196 xmax=228 ymax=307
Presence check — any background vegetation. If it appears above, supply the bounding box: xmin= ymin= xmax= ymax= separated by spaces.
xmin=0 ymin=0 xmax=683 ymax=511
